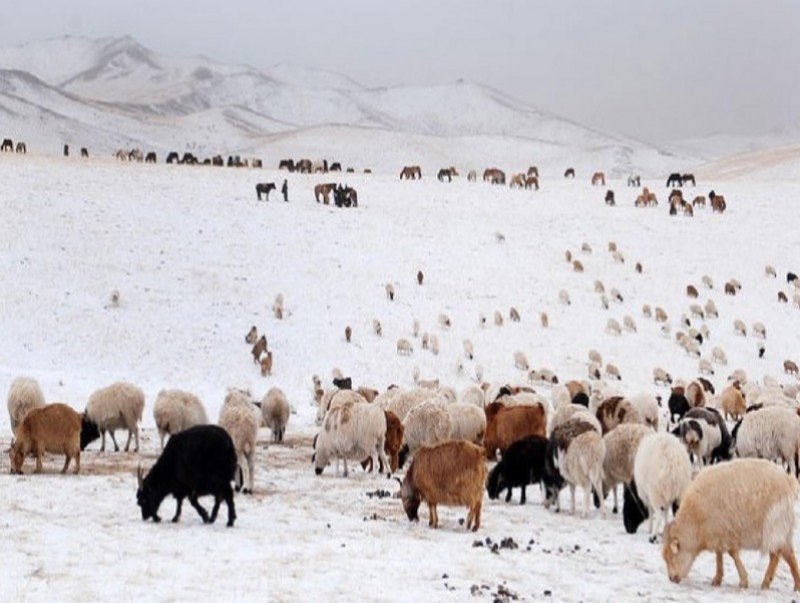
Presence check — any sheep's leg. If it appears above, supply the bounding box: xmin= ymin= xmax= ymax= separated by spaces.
xmin=109 ymin=430 xmax=120 ymax=452
xmin=73 ymin=451 xmax=80 ymax=474
xmin=224 ymin=485 xmax=236 ymax=528
xmin=520 ymin=486 xmax=526 ymax=505
xmin=61 ymin=454 xmax=71 ymax=474
xmin=247 ymin=452 xmax=255 ymax=493
xmin=188 ymin=495 xmax=210 ymax=523
xmin=779 ymin=547 xmax=800 ymax=591
xmin=583 ymin=486 xmax=591 ymax=518
xmin=505 ymin=488 xmax=513 ymax=503
xmin=570 ymin=485 xmax=576 ymax=515
xmin=730 ymin=550 xmax=749 ymax=589
xmin=762 ymin=552 xmax=780 ymax=589
xmin=159 ymin=431 xmax=165 ymax=450
xmin=172 ymin=497 xmax=184 ymax=522
xmin=124 ymin=429 xmax=133 ymax=452
xmin=466 ymin=505 xmax=474 ymax=530
xmin=343 ymin=457 xmax=349 ymax=478
xmin=712 ymin=551 xmax=724 ymax=586
xmin=100 ymin=430 xmax=106 ymax=452
xmin=34 ymin=448 xmax=44 ymax=473
xmin=612 ymin=486 xmax=619 ymax=514
xmin=376 ymin=441 xmax=389 ymax=476
xmin=595 ymin=479 xmax=606 ymax=519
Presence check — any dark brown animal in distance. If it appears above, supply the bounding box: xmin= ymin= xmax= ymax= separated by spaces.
xmin=256 ymin=182 xmax=276 ymax=201
xmin=687 ymin=285 xmax=699 ymax=298
xmin=0 ymin=138 xmax=13 ymax=152
xmin=400 ymin=166 xmax=422 ymax=180
xmin=15 ymin=142 xmax=26 ymax=154
xmin=145 ymin=151 xmax=156 ymax=163
xmin=709 ymin=190 xmax=727 ymax=213
xmin=591 ymin=172 xmax=605 ymax=186
xmin=605 ymin=190 xmax=615 ymax=206
xmin=525 ymin=176 xmax=539 ymax=190
xmin=682 ymin=173 xmax=696 ymax=186
xmin=251 ymin=335 xmax=267 ymax=363
xmin=417 ymin=270 xmax=424 ymax=285
xmin=345 ymin=326 xmax=352 ymax=343
xmin=314 ymin=183 xmax=336 ymax=204
xmin=483 ymin=168 xmax=505 ymax=184
xmin=400 ymin=440 xmax=487 ymax=531
xmin=245 ymin=326 xmax=258 ymax=344
xmin=564 ymin=168 xmax=575 ymax=178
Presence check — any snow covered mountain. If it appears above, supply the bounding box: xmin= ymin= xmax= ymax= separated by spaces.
xmin=0 ymin=35 xmax=689 ymax=174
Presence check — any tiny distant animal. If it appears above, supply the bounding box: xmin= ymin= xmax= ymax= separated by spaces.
xmin=417 ymin=270 xmax=424 ymax=285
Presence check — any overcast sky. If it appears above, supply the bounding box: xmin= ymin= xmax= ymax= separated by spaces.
xmin=3 ymin=0 xmax=799 ymax=144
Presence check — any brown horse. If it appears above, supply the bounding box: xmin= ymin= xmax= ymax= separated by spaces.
xmin=483 ymin=168 xmax=505 ymax=184
xmin=525 ymin=176 xmax=539 ymax=190
xmin=437 ymin=168 xmax=455 ymax=182
xmin=145 ymin=151 xmax=157 ymax=163
xmin=330 ymin=162 xmax=342 ymax=172
xmin=564 ymin=168 xmax=575 ymax=178
xmin=15 ymin=142 xmax=26 ymax=154
xmin=279 ymin=159 xmax=295 ymax=171
xmin=709 ymin=190 xmax=726 ymax=213
xmin=527 ymin=166 xmax=539 ymax=178
xmin=591 ymin=172 xmax=605 ymax=186
xmin=314 ymin=183 xmax=336 ymax=204
xmin=509 ymin=173 xmax=525 ymax=188
xmin=81 ymin=148 xmax=90 ymax=158
xmin=682 ymin=173 xmax=696 ymax=186
xmin=256 ymin=182 xmax=276 ymax=201
xmin=252 ymin=158 xmax=263 ymax=168
xmin=400 ymin=166 xmax=422 ymax=180
xmin=692 ymin=195 xmax=706 ymax=207
xmin=166 ymin=152 xmax=180 ymax=164
xmin=1 ymin=138 xmax=13 ymax=152
xmin=295 ymin=159 xmax=312 ymax=173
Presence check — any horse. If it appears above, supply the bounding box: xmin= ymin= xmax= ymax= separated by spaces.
xmin=115 ymin=149 xmax=127 ymax=161
xmin=437 ymin=168 xmax=453 ymax=182
xmin=709 ymin=190 xmax=726 ymax=213
xmin=329 ymin=162 xmax=342 ymax=172
xmin=279 ymin=159 xmax=295 ymax=172
xmin=256 ymin=182 xmax=276 ymax=201
xmin=63 ymin=144 xmax=69 ymax=157
xmin=211 ymin=155 xmax=224 ymax=167
xmin=605 ymin=190 xmax=615 ymax=206
xmin=400 ymin=166 xmax=421 ymax=180
xmin=145 ymin=152 xmax=157 ymax=163
xmin=527 ymin=166 xmax=539 ymax=178
xmin=295 ymin=159 xmax=312 ymax=173
xmin=666 ymin=172 xmax=683 ymax=187
xmin=564 ymin=168 xmax=575 ymax=178
xmin=181 ymin=153 xmax=198 ymax=165
xmin=681 ymin=173 xmax=696 ymax=186
xmin=1 ymin=138 xmax=13 ymax=152
xmin=509 ymin=173 xmax=525 ymax=188
xmin=692 ymin=195 xmax=706 ymax=207
xmin=591 ymin=172 xmax=605 ymax=186
xmin=252 ymin=158 xmax=263 ymax=168
xmin=467 ymin=170 xmax=477 ymax=182
xmin=314 ymin=183 xmax=336 ymax=204
xmin=166 ymin=152 xmax=180 ymax=164
xmin=15 ymin=142 xmax=26 ymax=154
xmin=334 ymin=185 xmax=358 ymax=208
xmin=627 ymin=175 xmax=640 ymax=187
xmin=483 ymin=168 xmax=505 ymax=185
xmin=81 ymin=148 xmax=90 ymax=159
xmin=525 ymin=176 xmax=539 ymax=190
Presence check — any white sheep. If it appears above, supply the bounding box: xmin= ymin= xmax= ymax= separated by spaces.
xmin=628 ymin=392 xmax=660 ymax=430
xmin=372 ymin=319 xmax=382 ymax=337
xmin=559 ymin=290 xmax=571 ymax=305
xmin=701 ymin=274 xmax=714 ymax=289
xmin=606 ymin=318 xmax=622 ymax=335
xmin=609 ymin=288 xmax=623 ymax=303
xmin=412 ymin=318 xmax=420 ymax=338
xmin=689 ymin=304 xmax=704 ymax=319
xmin=462 ymin=339 xmax=474 ymax=360
xmin=663 ymin=459 xmax=800 ymax=591
xmin=380 ymin=388 xmax=439 ymax=422
xmin=460 ymin=385 xmax=485 ymax=407
xmin=605 ymin=364 xmax=622 ymax=381
xmin=705 ymin=299 xmax=719 ymax=319
xmin=711 ymin=346 xmax=728 ymax=365
xmin=218 ymin=389 xmax=260 ymax=492
xmin=642 ymin=304 xmax=652 ymax=318
xmin=623 ymin=315 xmax=637 ymax=332
xmin=734 ymin=406 xmax=800 ymax=475
xmin=653 ymin=367 xmax=672 ymax=386
xmin=261 ymin=387 xmax=290 ymax=443
xmin=632 ymin=433 xmax=692 ymax=540
xmin=698 ymin=358 xmax=715 ymax=375
xmin=397 ymin=338 xmax=413 ymax=356
xmin=153 ymin=389 xmax=209 ymax=449
xmin=550 ymin=405 xmax=602 ymax=434
xmin=588 ymin=349 xmax=603 ymax=366
xmin=556 ymin=428 xmax=606 ymax=518
xmin=6 ymin=376 xmax=45 ymax=436
xmin=551 ymin=385 xmax=572 ymax=410
xmin=314 ymin=400 xmax=388 ymax=477
xmin=438 ymin=314 xmax=451 ymax=330
xmin=594 ymin=280 xmax=605 ymax=294
xmin=399 ymin=400 xmax=452 ymax=466
xmin=600 ymin=294 xmax=610 ymax=310
xmin=753 ymin=321 xmax=767 ymax=339
xmin=602 ymin=423 xmax=652 ymax=513
xmin=514 ymin=351 xmax=529 ymax=371
xmin=494 ymin=310 xmax=504 ymax=326
xmin=272 ymin=293 xmax=284 ymax=319
xmin=733 ymin=319 xmax=747 ymax=336
xmin=85 ymin=382 xmax=145 ymax=452
xmin=446 ymin=403 xmax=486 ymax=443
xmin=429 ymin=334 xmax=440 ymax=355
xmin=318 ymin=389 xmax=369 ymax=424
xmin=612 ymin=251 xmax=625 ymax=264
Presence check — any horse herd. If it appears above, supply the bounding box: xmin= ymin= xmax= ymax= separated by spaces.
xmin=1 ymin=138 xmax=26 ymax=154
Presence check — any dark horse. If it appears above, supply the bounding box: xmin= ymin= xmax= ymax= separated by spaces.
xmin=256 ymin=182 xmax=276 ymax=201
xmin=564 ymin=168 xmax=575 ymax=178
xmin=166 ymin=152 xmax=180 ymax=164
xmin=681 ymin=173 xmax=696 ymax=186
xmin=334 ymin=185 xmax=358 ymax=208
xmin=605 ymin=190 xmax=615 ymax=206
xmin=1 ymin=138 xmax=13 ymax=152
xmin=666 ymin=172 xmax=683 ymax=187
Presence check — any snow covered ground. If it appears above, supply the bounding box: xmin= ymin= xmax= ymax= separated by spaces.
xmin=1 ymin=152 xmax=800 ymax=601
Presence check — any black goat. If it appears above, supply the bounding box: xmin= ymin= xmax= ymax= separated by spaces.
xmin=486 ymin=435 xmax=548 ymax=504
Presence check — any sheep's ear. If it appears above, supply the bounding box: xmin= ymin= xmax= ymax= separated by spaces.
xmin=669 ymin=539 xmax=680 ymax=554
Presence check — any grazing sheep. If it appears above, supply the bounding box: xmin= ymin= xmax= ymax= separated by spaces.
xmin=153 ymin=389 xmax=209 ymax=450
xmin=612 ymin=251 xmax=625 ymax=264
xmin=628 ymin=392 xmax=660 ymax=430
xmin=397 ymin=339 xmax=413 ymax=356
xmin=10 ymin=403 xmax=83 ymax=474
xmin=689 ymin=304 xmax=704 ymax=319
xmin=766 ymin=264 xmax=777 ymax=278
xmin=460 ymin=385 xmax=485 ymax=408
xmin=581 ymin=242 xmax=592 ymax=253
xmin=663 ymin=459 xmax=800 ymax=591
xmin=734 ymin=406 xmax=800 ymax=475
xmin=728 ymin=368 xmax=748 ymax=385
xmin=606 ymin=318 xmax=622 ymax=335
xmin=635 ymin=262 xmax=643 ymax=274
xmin=385 ymin=283 xmax=395 ymax=301
xmin=438 ymin=314 xmax=451 ymax=330
xmin=623 ymin=315 xmax=637 ymax=332
xmin=483 ymin=401 xmax=547 ymax=460
xmin=475 ymin=365 xmax=484 ymax=382
xmin=398 ymin=401 xmax=452 ymax=467
xmin=686 ymin=285 xmax=699 ymax=298
xmin=260 ymin=351 xmax=273 ymax=376
xmin=509 ymin=307 xmax=521 ymax=322
xmin=245 ymin=326 xmax=258 ymax=344
xmin=711 ymin=346 xmax=728 ymax=365
xmin=733 ymin=319 xmax=747 ymax=336
xmin=661 ymin=324 xmax=672 ymax=337
xmin=540 ymin=312 xmax=549 ymax=327
xmin=85 ymin=382 xmax=145 ymax=452
xmin=642 ymin=304 xmax=652 ymax=318
xmin=446 ymin=403 xmax=487 ymax=443
xmin=272 ymin=294 xmax=284 ymax=319
xmin=7 ymin=376 xmax=45 ymax=436
xmin=595 ymin=396 xmax=642 ymax=434
xmin=720 ymin=383 xmax=746 ymax=421
xmin=625 ymin=433 xmax=692 ymax=540
xmin=261 ymin=387 xmax=290 ymax=443
xmin=698 ymin=358 xmax=715 ymax=375
xmin=314 ymin=400 xmax=388 ymax=477
xmin=725 ymin=282 xmax=737 ymax=296
xmin=218 ymin=390 xmax=260 ymax=493
xmin=601 ymin=294 xmax=610 ymax=310
xmin=704 ymin=299 xmax=719 ymax=318
xmin=429 ymin=334 xmax=440 ymax=355
xmin=588 ymin=362 xmax=602 ymax=380
xmin=605 ymin=364 xmax=622 ymax=381
xmin=543 ymin=417 xmax=605 ymax=517
xmin=514 ymin=351 xmax=529 ymax=371
xmin=655 ymin=307 xmax=668 ymax=322
xmin=372 ymin=318 xmax=382 ymax=337
xmin=487 ymin=435 xmax=548 ymax=504
xmin=565 ymin=250 xmax=573 ymax=263
xmin=559 ymin=290 xmax=571 ymax=305
xmin=752 ymin=321 xmax=766 ymax=339
xmin=594 ymin=280 xmax=605 ymax=294
xmin=675 ymin=407 xmax=731 ymax=466
xmin=421 ymin=333 xmax=429 ymax=350
xmin=610 ymin=288 xmax=623 ymax=303
xmin=588 ymin=349 xmax=603 ymax=366
xmin=494 ymin=310 xmax=504 ymax=326
xmin=401 ymin=440 xmax=487 ymax=531
xmin=785 ymin=360 xmax=799 ymax=376
xmin=573 ymin=260 xmax=584 ymax=272
xmin=251 ymin=335 xmax=267 ymax=363
xmin=601 ymin=423 xmax=651 ymax=513
xmin=779 ymin=291 xmax=788 ymax=303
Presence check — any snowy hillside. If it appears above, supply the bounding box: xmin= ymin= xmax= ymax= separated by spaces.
xmin=1 ymin=154 xmax=799 ymax=600
xmin=0 ymin=35 xmax=689 ymax=175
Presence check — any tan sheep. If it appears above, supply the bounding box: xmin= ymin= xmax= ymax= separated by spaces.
xmin=642 ymin=304 xmax=652 ymax=318
xmin=153 ymin=389 xmax=209 ymax=449
xmin=540 ymin=312 xmax=549 ymax=327
xmin=85 ymin=382 xmax=145 ymax=452
xmin=372 ymin=318 xmax=382 ymax=337
xmin=514 ymin=351 xmax=529 ymax=371
xmin=720 ymin=383 xmax=745 ymax=421
xmin=261 ymin=387 xmax=290 ymax=443
xmin=397 ymin=339 xmax=413 ymax=356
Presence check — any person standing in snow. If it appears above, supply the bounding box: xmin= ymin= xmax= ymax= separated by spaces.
xmin=281 ymin=179 xmax=289 ymax=202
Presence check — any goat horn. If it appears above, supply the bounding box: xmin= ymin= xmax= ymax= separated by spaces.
xmin=137 ymin=463 xmax=144 ymax=488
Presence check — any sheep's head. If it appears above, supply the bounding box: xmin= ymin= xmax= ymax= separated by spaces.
xmin=662 ymin=521 xmax=696 ymax=584
xmin=9 ymin=439 xmax=24 ymax=474
xmin=486 ymin=463 xmax=505 ymax=500
xmin=136 ymin=465 xmax=161 ymax=522
xmin=80 ymin=413 xmax=100 ymax=451
xmin=400 ymin=467 xmax=420 ymax=521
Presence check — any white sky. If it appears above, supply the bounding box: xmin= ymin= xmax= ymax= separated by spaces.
xmin=3 ymin=0 xmax=799 ymax=144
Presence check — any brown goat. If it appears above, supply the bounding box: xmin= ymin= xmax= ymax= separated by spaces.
xmin=483 ymin=403 xmax=546 ymax=460
xmin=260 ymin=351 xmax=273 ymax=376
xmin=345 ymin=326 xmax=352 ymax=343
xmin=362 ymin=410 xmax=404 ymax=473
xmin=785 ymin=360 xmax=799 ymax=376
xmin=10 ymin=403 xmax=82 ymax=474
xmin=401 ymin=440 xmax=486 ymax=531
xmin=686 ymin=285 xmax=699 ymax=298
xmin=357 ymin=387 xmax=379 ymax=403
xmin=417 ymin=270 xmax=424 ymax=285
xmin=245 ymin=326 xmax=258 ymax=344
xmin=251 ymin=335 xmax=267 ymax=363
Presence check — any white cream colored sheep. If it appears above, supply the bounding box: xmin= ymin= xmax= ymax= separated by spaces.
xmin=628 ymin=392 xmax=660 ymax=430
xmin=7 ymin=376 xmax=45 ymax=436
xmin=689 ymin=304 xmax=704 ymax=319
xmin=261 ymin=387 xmax=290 ymax=443
xmin=642 ymin=304 xmax=652 ymax=318
xmin=698 ymin=358 xmax=715 ymax=375
xmin=663 ymin=459 xmax=800 ymax=591
xmin=412 ymin=318 xmax=420 ymax=338
xmin=733 ymin=319 xmax=747 ymax=336
xmin=602 ymin=423 xmax=652 ymax=513
xmin=372 ymin=319 xmax=382 ymax=337
xmin=319 ymin=389 xmax=369 ymax=423
xmin=397 ymin=338 xmax=413 ymax=355
xmin=712 ymin=346 xmax=727 ymax=365
xmin=438 ymin=314 xmax=451 ymax=330
xmin=581 ymin=242 xmax=592 ymax=253
xmin=734 ymin=406 xmax=800 ymax=475
xmin=606 ymin=318 xmax=622 ymax=336
xmin=85 ymin=382 xmax=145 ymax=452
xmin=380 ymin=388 xmax=439 ymax=422
xmin=385 ymin=283 xmax=395 ymax=301
xmin=153 ymin=389 xmax=209 ymax=449
xmin=494 ymin=310 xmax=504 ymax=326
xmin=478 ymin=313 xmax=487 ymax=328
xmin=314 ymin=400 xmax=388 ymax=477
xmin=600 ymin=294 xmax=610 ymax=310
xmin=705 ymin=299 xmax=719 ymax=318
xmin=514 ymin=351 xmax=529 ymax=371
xmin=623 ymin=315 xmax=637 ymax=332
xmin=555 ymin=429 xmax=606 ymax=518
xmin=753 ymin=321 xmax=766 ymax=339
xmin=550 ymin=405 xmax=602 ymax=434
xmin=399 ymin=400 xmax=453 ymax=467
xmin=632 ymin=433 xmax=692 ymax=540
xmin=446 ymin=403 xmax=486 ymax=443
xmin=594 ymin=280 xmax=605 ymax=294
xmin=701 ymin=274 xmax=714 ymax=289
xmin=559 ymin=290 xmax=571 ymax=305
xmin=609 ymin=288 xmax=623 ymax=303
xmin=429 ymin=334 xmax=440 ymax=355
xmin=219 ymin=390 xmax=260 ymax=493
xmin=588 ymin=349 xmax=603 ymax=366
xmin=463 ymin=339 xmax=474 ymax=360
xmin=605 ymin=364 xmax=622 ymax=380
xmin=272 ymin=293 xmax=284 ymax=319
xmin=653 ymin=367 xmax=672 ymax=386
xmin=460 ymin=385 xmax=484 ymax=408
xmin=421 ymin=333 xmax=429 ymax=350
xmin=612 ymin=251 xmax=625 ymax=264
